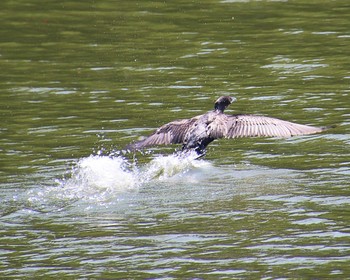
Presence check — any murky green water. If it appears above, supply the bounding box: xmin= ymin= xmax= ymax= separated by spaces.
xmin=1 ymin=0 xmax=349 ymax=278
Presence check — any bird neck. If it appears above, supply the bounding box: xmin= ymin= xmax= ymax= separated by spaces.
xmin=214 ymin=106 xmax=225 ymax=113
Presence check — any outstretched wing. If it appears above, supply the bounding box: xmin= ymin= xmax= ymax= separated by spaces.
xmin=127 ymin=116 xmax=201 ymax=150
xmin=208 ymin=114 xmax=326 ymax=139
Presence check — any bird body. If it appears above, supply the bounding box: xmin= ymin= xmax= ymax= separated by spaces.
xmin=127 ymin=96 xmax=326 ymax=156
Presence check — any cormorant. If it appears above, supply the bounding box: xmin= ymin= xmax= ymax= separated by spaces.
xmin=127 ymin=96 xmax=327 ymax=156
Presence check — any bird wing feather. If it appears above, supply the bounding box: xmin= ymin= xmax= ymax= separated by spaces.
xmin=208 ymin=114 xmax=325 ymax=139
xmin=127 ymin=116 xmax=201 ymax=150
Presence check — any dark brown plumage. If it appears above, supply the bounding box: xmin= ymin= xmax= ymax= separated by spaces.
xmin=127 ymin=96 xmax=327 ymax=155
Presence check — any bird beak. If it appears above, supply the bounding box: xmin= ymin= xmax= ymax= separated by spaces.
xmin=230 ymin=97 xmax=237 ymax=103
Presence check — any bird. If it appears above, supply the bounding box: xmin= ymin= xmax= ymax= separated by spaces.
xmin=127 ymin=96 xmax=327 ymax=156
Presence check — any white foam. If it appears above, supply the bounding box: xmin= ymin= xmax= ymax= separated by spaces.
xmin=61 ymin=151 xmax=211 ymax=196
xmin=64 ymin=155 xmax=140 ymax=194
xmin=26 ymin=151 xmax=211 ymax=209
xmin=143 ymin=151 xmax=210 ymax=180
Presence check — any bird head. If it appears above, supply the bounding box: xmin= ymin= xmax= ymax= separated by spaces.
xmin=214 ymin=96 xmax=236 ymax=112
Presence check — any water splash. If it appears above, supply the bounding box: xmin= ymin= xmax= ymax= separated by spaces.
xmin=60 ymin=155 xmax=141 ymax=196
xmin=23 ymin=150 xmax=212 ymax=213
xmin=57 ymin=151 xmax=208 ymax=200
xmin=143 ymin=150 xmax=208 ymax=180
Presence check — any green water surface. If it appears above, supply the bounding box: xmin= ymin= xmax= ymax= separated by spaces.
xmin=1 ymin=0 xmax=349 ymax=279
